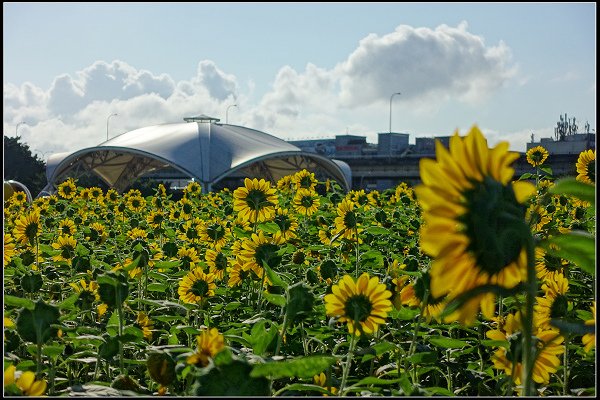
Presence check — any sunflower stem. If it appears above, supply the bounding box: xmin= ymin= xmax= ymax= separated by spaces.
xmin=354 ymin=226 xmax=360 ymax=277
xmin=339 ymin=333 xmax=357 ymax=396
xmin=521 ymin=229 xmax=538 ymax=397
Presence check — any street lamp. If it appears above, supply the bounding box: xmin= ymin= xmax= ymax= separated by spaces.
xmin=226 ymin=104 xmax=237 ymax=124
xmin=16 ymin=122 xmax=26 ymax=138
xmin=389 ymin=92 xmax=401 ymax=133
xmin=106 ymin=113 xmax=118 ymax=141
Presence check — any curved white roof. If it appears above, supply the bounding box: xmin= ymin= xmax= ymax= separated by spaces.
xmin=43 ymin=121 xmax=351 ymax=194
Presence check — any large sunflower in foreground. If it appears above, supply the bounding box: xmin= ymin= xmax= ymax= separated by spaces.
xmin=415 ymin=126 xmax=536 ymax=326
xmin=233 ymin=178 xmax=278 ymax=223
xmin=486 ymin=311 xmax=564 ymax=386
xmin=575 ymin=149 xmax=595 ymax=184
xmin=324 ymin=273 xmax=392 ymax=336
xmin=178 ymin=268 xmax=216 ymax=304
xmin=526 ymin=145 xmax=549 ymax=167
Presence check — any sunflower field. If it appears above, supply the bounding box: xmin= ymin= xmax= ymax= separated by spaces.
xmin=3 ymin=126 xmax=596 ymax=397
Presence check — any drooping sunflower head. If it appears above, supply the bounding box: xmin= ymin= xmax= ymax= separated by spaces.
xmin=58 ymin=218 xmax=76 ymax=236
xmin=576 ymin=149 xmax=595 ymax=184
xmin=199 ymin=219 xmax=231 ymax=250
xmin=135 ymin=311 xmax=154 ymax=341
xmin=272 ymin=207 xmax=299 ymax=241
xmin=177 ymin=246 xmax=201 ymax=269
xmin=415 ymin=126 xmax=536 ymax=325
xmin=526 ymin=145 xmax=549 ymax=167
xmin=324 ymin=273 xmax=392 ymax=336
xmin=233 ymin=178 xmax=278 ymax=223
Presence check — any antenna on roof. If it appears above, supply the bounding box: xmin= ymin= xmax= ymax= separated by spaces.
xmin=183 ymin=114 xmax=220 ymax=123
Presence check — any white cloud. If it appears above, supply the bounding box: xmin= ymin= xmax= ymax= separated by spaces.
xmin=4 ymin=22 xmax=527 ymax=159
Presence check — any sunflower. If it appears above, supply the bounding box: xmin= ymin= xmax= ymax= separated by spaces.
xmin=272 ymin=207 xmax=299 ymax=242
xmin=178 ymin=218 xmax=203 ymax=243
xmin=293 ymin=188 xmax=321 ymax=216
xmin=126 ymin=195 xmax=147 ymax=213
xmin=178 ymin=268 xmax=216 ymax=304
xmin=534 ymin=247 xmax=568 ymax=282
xmin=4 ymin=233 xmax=17 ymax=266
xmin=233 ymin=178 xmax=278 ymax=223
xmin=105 ymin=189 xmax=120 ymax=203
xmin=146 ymin=211 xmax=165 ymax=229
xmin=127 ymin=227 xmax=148 ymax=243
xmin=13 ymin=210 xmax=41 ymax=246
xmin=199 ymin=219 xmax=231 ymax=251
xmin=227 ymin=258 xmax=251 ymax=288
xmin=293 ymin=169 xmax=318 ymax=191
xmin=205 ymin=249 xmax=229 ymax=280
xmin=276 ymin=174 xmax=295 ymax=193
xmin=526 ymin=204 xmax=552 ymax=233
xmin=313 ymin=372 xmax=338 ymax=396
xmin=177 ymin=246 xmax=201 ymax=269
xmin=57 ymin=178 xmax=78 ymax=199
xmin=135 ymin=311 xmax=154 ymax=341
xmin=534 ymin=271 xmax=570 ymax=330
xmin=575 ymin=149 xmax=595 ymax=184
xmin=9 ymin=191 xmax=28 ymax=205
xmin=238 ymin=231 xmax=283 ymax=272
xmin=13 ymin=370 xmax=47 ymax=396
xmin=51 ymin=234 xmax=77 ymax=264
xmin=58 ymin=218 xmax=76 ymax=236
xmin=318 ymin=228 xmax=338 ymax=247
xmin=69 ymin=279 xmax=100 ymax=309
xmin=415 ymin=126 xmax=536 ymax=326
xmin=348 ymin=189 xmax=371 ymax=209
xmin=397 ymin=274 xmax=448 ymax=323
xmin=186 ymin=327 xmax=225 ymax=367
xmin=87 ymin=222 xmax=108 ymax=244
xmin=178 ymin=197 xmax=195 ymax=220
xmin=333 ymin=199 xmax=363 ymax=243
xmin=581 ymin=302 xmax=595 ymax=353
xmin=486 ymin=311 xmax=564 ymax=385
xmin=526 ymin=146 xmax=549 ymax=167
xmin=183 ymin=181 xmax=202 ymax=197
xmin=324 ymin=273 xmax=392 ymax=336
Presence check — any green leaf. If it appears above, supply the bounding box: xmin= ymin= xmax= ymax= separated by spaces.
xmin=262 ymin=262 xmax=288 ymax=289
xmin=147 ymin=352 xmax=176 ymax=386
xmin=16 ymin=299 xmax=60 ymax=344
xmin=3 ymin=295 xmax=35 ymax=310
xmin=191 ymin=360 xmax=270 ymax=396
xmin=146 ymin=283 xmax=168 ymax=292
xmin=276 ymin=383 xmax=333 ymax=396
xmin=263 ymin=292 xmax=286 ymax=307
xmin=389 ymin=306 xmax=420 ymax=321
xmin=543 ymin=231 xmax=595 ymax=275
xmin=398 ymin=372 xmax=413 ymax=395
xmin=98 ymin=335 xmax=120 ymax=360
xmin=42 ymin=344 xmax=65 ymax=360
xmin=518 ymin=172 xmax=533 ymax=180
xmin=428 ymin=336 xmax=471 ymax=349
xmin=440 ymin=283 xmax=526 ymax=319
xmin=59 ymin=293 xmax=80 ymax=310
xmin=250 ymin=320 xmax=278 ymax=356
xmin=257 ymin=222 xmax=280 ymax=234
xmin=480 ymin=340 xmax=509 ymax=348
xmin=549 ymin=177 xmax=595 ymax=205
xmin=406 ymin=351 xmax=437 ymax=364
xmin=352 ymin=377 xmax=400 ymax=386
xmin=250 ymin=356 xmax=337 ymax=379
xmin=151 ymin=260 xmax=181 ymax=270
xmin=365 ymin=226 xmax=390 ymax=235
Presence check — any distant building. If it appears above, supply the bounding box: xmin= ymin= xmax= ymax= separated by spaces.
xmin=527 ymin=113 xmax=596 ymax=155
xmin=378 ymin=132 xmax=409 ymax=156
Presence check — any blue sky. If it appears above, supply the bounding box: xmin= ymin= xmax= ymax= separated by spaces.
xmin=3 ymin=2 xmax=596 ymax=157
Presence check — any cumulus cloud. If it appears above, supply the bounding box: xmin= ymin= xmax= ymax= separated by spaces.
xmin=337 ymin=21 xmax=516 ymax=107
xmin=4 ymin=22 xmax=525 ymax=159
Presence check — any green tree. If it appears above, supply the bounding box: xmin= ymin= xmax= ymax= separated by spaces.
xmin=3 ymin=135 xmax=47 ymax=197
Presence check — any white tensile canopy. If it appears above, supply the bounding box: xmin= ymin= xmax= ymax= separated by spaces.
xmin=41 ymin=118 xmax=351 ymax=195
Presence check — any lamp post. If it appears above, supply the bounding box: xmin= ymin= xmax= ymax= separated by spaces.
xmin=16 ymin=122 xmax=26 ymax=138
xmin=226 ymin=104 xmax=237 ymax=124
xmin=106 ymin=113 xmax=118 ymax=141
xmin=389 ymin=92 xmax=401 ymax=133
